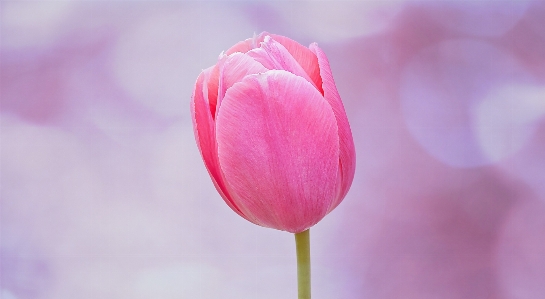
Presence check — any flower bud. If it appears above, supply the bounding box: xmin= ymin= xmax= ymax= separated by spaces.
xmin=191 ymin=32 xmax=355 ymax=233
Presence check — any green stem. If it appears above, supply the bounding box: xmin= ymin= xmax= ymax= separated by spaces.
xmin=295 ymin=229 xmax=311 ymax=299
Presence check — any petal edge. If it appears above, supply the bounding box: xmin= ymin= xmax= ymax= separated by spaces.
xmin=310 ymin=43 xmax=356 ymax=212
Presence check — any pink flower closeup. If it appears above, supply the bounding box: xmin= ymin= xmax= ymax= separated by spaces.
xmin=191 ymin=32 xmax=355 ymax=233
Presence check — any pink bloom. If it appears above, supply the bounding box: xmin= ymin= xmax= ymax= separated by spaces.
xmin=191 ymin=32 xmax=356 ymax=233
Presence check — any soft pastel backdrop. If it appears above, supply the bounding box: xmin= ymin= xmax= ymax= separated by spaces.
xmin=2 ymin=1 xmax=545 ymax=298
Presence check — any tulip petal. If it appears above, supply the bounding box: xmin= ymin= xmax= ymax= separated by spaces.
xmin=225 ymin=32 xmax=323 ymax=93
xmin=225 ymin=39 xmax=255 ymax=55
xmin=204 ymin=64 xmax=220 ymax=117
xmin=247 ymin=36 xmax=319 ymax=91
xmin=216 ymin=70 xmax=340 ymax=233
xmin=310 ymin=43 xmax=356 ymax=212
xmin=203 ymin=53 xmax=233 ymax=118
xmin=225 ymin=32 xmax=271 ymax=55
xmin=225 ymin=34 xmax=262 ymax=55
xmin=217 ymin=53 xmax=268 ymax=110
xmin=269 ymin=33 xmax=323 ymax=94
xmin=191 ymin=71 xmax=254 ymax=222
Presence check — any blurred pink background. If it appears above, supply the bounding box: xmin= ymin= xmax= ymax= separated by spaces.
xmin=2 ymin=1 xmax=545 ymax=298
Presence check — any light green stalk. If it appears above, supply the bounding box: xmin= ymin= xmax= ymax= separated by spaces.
xmin=295 ymin=229 xmax=310 ymax=299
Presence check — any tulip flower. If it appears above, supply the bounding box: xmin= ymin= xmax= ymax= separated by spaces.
xmin=190 ymin=32 xmax=355 ymax=298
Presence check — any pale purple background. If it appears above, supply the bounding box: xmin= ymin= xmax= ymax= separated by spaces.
xmin=2 ymin=1 xmax=545 ymax=298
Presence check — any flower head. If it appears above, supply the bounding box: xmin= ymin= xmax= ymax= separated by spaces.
xmin=191 ymin=32 xmax=355 ymax=233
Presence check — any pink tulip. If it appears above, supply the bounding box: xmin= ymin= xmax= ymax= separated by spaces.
xmin=191 ymin=32 xmax=355 ymax=233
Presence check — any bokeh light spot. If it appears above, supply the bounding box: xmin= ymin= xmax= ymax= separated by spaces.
xmin=401 ymin=39 xmax=535 ymax=168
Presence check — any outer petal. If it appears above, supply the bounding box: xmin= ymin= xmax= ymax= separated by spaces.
xmin=310 ymin=43 xmax=356 ymax=212
xmin=216 ymin=70 xmax=340 ymax=233
xmin=247 ymin=36 xmax=319 ymax=91
xmin=217 ymin=53 xmax=268 ymax=110
xmin=191 ymin=71 xmax=254 ymax=222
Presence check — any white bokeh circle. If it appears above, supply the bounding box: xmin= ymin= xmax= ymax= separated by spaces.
xmin=400 ymin=39 xmax=536 ymax=168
